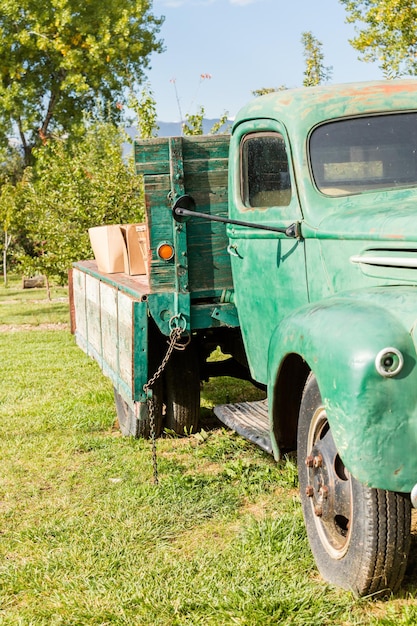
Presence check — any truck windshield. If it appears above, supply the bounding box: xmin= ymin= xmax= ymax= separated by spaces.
xmin=310 ymin=112 xmax=417 ymax=196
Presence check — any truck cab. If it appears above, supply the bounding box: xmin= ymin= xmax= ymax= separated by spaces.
xmin=225 ymin=80 xmax=417 ymax=596
xmin=72 ymin=80 xmax=417 ymax=597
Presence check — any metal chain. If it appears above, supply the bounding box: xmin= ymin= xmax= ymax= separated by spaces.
xmin=143 ymin=324 xmax=186 ymax=485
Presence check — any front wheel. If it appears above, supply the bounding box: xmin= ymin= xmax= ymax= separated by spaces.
xmin=297 ymin=373 xmax=411 ymax=597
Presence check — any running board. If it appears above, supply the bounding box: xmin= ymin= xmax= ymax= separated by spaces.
xmin=213 ymin=400 xmax=273 ymax=454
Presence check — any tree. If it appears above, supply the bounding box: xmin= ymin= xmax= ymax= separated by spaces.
xmin=182 ymin=106 xmax=230 ymax=136
xmin=0 ymin=0 xmax=164 ymax=164
xmin=252 ymin=31 xmax=331 ymax=96
xmin=0 ymin=143 xmax=25 ymax=284
xmin=1 ymin=182 xmax=16 ymax=286
xmin=182 ymin=106 xmax=205 ymax=136
xmin=339 ymin=0 xmax=417 ymax=78
xmin=252 ymin=86 xmax=287 ymax=97
xmin=129 ymin=84 xmax=159 ymax=139
xmin=16 ymin=116 xmax=143 ymax=284
xmin=302 ymin=32 xmax=333 ymax=87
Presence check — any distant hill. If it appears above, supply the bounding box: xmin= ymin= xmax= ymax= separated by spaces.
xmin=158 ymin=118 xmax=232 ymax=136
xmin=126 ymin=118 xmax=232 ymax=140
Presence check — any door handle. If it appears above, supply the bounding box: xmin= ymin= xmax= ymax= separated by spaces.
xmin=227 ymin=244 xmax=241 ymax=258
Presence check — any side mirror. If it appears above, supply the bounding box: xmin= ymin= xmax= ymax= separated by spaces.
xmin=172 ymin=194 xmax=196 ymax=223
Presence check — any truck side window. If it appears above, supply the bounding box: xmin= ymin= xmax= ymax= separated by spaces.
xmin=241 ymin=132 xmax=291 ymax=207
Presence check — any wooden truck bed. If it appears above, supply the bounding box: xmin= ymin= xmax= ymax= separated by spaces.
xmin=71 ymin=260 xmax=152 ymax=409
xmin=71 ymin=134 xmax=239 ymax=414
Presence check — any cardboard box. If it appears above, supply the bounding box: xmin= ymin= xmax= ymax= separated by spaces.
xmin=88 ymin=223 xmax=148 ymax=275
xmin=120 ymin=223 xmax=148 ymax=276
xmin=88 ymin=225 xmax=125 ymax=274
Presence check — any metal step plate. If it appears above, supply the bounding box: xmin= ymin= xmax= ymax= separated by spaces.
xmin=213 ymin=399 xmax=273 ymax=454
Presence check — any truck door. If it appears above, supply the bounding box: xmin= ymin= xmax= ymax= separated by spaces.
xmin=228 ymin=120 xmax=308 ymax=384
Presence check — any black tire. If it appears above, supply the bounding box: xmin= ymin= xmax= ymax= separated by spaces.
xmin=164 ymin=342 xmax=200 ymax=435
xmin=113 ymin=378 xmax=164 ymax=439
xmin=297 ymin=373 xmax=411 ymax=597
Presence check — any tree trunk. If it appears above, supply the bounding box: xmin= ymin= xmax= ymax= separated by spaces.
xmin=45 ymin=274 xmax=51 ymax=301
xmin=3 ymin=231 xmax=11 ymax=286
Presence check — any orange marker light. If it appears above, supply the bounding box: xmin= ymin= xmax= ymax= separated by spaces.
xmin=157 ymin=242 xmax=175 ymax=261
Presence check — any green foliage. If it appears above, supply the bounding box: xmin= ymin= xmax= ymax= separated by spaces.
xmin=252 ymin=86 xmax=287 ymax=97
xmin=302 ymin=31 xmax=333 ymax=87
xmin=0 ymin=144 xmax=25 ymax=237
xmin=0 ymin=0 xmax=164 ymax=163
xmin=209 ymin=111 xmax=231 ymax=135
xmin=0 ymin=143 xmax=25 ymax=187
xmin=14 ymin=117 xmax=142 ymax=283
xmin=182 ymin=105 xmax=205 ymax=136
xmin=182 ymin=105 xmax=230 ymax=136
xmin=340 ymin=0 xmax=417 ymax=77
xmin=0 ymin=148 xmax=27 ymax=283
xmin=128 ymin=84 xmax=159 ymax=139
xmin=252 ymin=31 xmax=331 ymax=95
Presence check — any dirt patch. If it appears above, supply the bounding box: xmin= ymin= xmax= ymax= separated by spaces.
xmin=0 ymin=323 xmax=69 ymax=332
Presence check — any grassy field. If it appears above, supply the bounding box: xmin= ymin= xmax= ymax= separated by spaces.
xmin=1 ymin=277 xmax=417 ymax=624
xmin=0 ymin=276 xmax=69 ymax=327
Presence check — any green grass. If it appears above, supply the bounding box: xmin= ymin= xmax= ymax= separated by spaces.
xmin=0 ymin=274 xmax=69 ymax=326
xmin=1 ymin=285 xmax=417 ymax=624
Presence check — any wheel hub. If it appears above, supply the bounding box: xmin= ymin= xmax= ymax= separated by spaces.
xmin=305 ymin=408 xmax=353 ymax=559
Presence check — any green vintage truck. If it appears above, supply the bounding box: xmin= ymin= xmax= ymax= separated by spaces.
xmin=71 ymin=79 xmax=417 ymax=596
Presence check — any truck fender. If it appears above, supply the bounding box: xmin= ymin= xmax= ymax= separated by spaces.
xmin=267 ymin=295 xmax=417 ymax=493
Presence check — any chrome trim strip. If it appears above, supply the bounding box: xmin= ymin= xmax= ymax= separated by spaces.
xmin=350 ymin=255 xmax=417 ymax=268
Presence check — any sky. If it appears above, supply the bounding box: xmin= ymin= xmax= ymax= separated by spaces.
xmin=147 ymin=0 xmax=384 ymax=122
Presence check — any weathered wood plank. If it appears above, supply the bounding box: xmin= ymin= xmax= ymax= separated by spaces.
xmin=85 ymin=274 xmax=102 ymax=360
xmin=100 ymin=282 xmax=118 ymax=378
xmin=143 ymin=174 xmax=171 ymax=192
xmin=132 ymin=300 xmax=149 ymax=401
xmin=182 ymin=135 xmax=230 ymax=159
xmin=136 ymin=134 xmax=233 ymax=297
xmin=135 ymin=141 xmax=170 ymax=175
xmin=183 ymin=171 xmax=229 ymax=190
xmin=72 ymin=269 xmax=87 ymax=349
xmin=117 ymin=291 xmax=134 ymax=390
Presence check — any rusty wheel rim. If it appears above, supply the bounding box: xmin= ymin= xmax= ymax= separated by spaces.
xmin=305 ymin=406 xmax=353 ymax=560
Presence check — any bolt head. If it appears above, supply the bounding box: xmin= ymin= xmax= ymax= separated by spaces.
xmin=314 ymin=505 xmax=323 ymax=517
xmin=305 ymin=455 xmax=314 ymax=468
xmin=313 ymin=454 xmax=323 ymax=468
xmin=305 ymin=485 xmax=314 ymax=497
xmin=319 ymin=485 xmax=329 ymax=498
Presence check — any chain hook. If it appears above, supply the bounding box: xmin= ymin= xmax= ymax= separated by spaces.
xmin=143 ymin=319 xmax=187 ymax=485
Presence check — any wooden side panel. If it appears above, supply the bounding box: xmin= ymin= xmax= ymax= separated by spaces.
xmin=132 ymin=301 xmax=148 ymax=400
xmin=72 ymin=269 xmax=87 ymax=350
xmin=85 ymin=274 xmax=102 ymax=361
xmin=134 ymin=139 xmax=170 ymax=175
xmin=183 ymin=138 xmax=230 ymax=295
xmin=117 ymin=290 xmax=134 ymax=389
xmin=100 ymin=282 xmax=119 ymax=378
xmin=144 ymin=174 xmax=176 ymax=290
xmin=72 ymin=267 xmax=150 ymax=404
xmin=135 ymin=134 xmax=233 ymax=299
